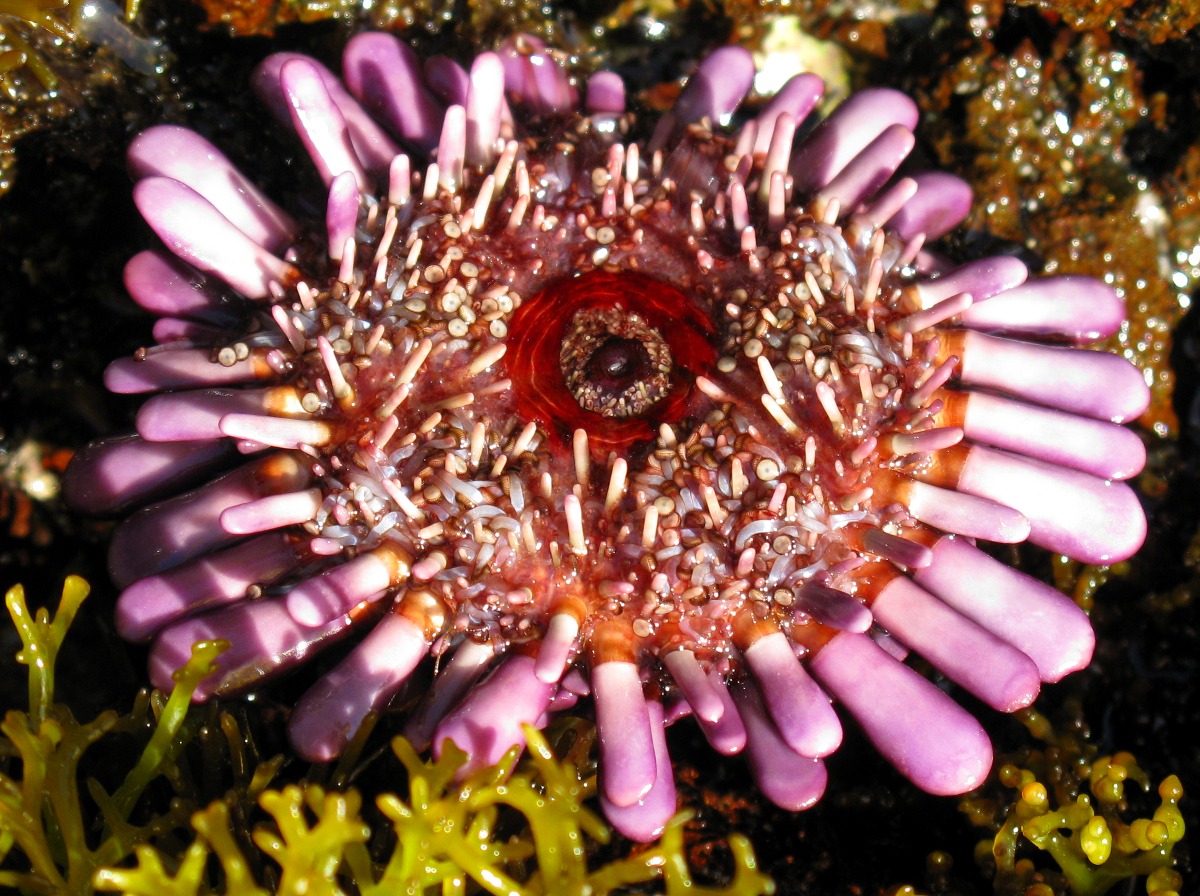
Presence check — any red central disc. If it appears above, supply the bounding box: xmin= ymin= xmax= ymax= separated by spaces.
xmin=506 ymin=270 xmax=717 ymax=454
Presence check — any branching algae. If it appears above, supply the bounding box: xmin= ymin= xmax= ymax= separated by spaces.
xmin=961 ymin=708 xmax=1185 ymax=896
xmin=0 ymin=578 xmax=774 ymax=895
xmin=1 ymin=576 xmax=228 ymax=893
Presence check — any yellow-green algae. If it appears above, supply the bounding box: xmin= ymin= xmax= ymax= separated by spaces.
xmin=0 ymin=578 xmax=774 ymax=895
xmin=0 ymin=576 xmax=226 ymax=893
xmin=0 ymin=0 xmax=76 ymax=92
xmin=960 ymin=709 xmax=1185 ymax=896
xmin=95 ymin=734 xmax=774 ymax=896
xmin=0 ymin=0 xmax=165 ymax=194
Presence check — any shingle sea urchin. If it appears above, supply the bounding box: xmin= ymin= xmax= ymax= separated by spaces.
xmin=65 ymin=34 xmax=1149 ymax=840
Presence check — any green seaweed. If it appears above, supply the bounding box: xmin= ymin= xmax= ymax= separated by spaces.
xmin=96 ymin=729 xmax=775 ymax=895
xmin=1 ymin=578 xmax=775 ymax=895
xmin=961 ymin=709 xmax=1185 ymax=896
xmin=0 ymin=576 xmax=227 ymax=894
xmin=0 ymin=0 xmax=75 ymax=91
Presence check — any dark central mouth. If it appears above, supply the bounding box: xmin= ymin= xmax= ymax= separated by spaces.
xmin=561 ymin=308 xmax=673 ymax=418
xmin=505 ymin=269 xmax=717 ymax=454
xmin=588 ymin=337 xmax=649 ymax=383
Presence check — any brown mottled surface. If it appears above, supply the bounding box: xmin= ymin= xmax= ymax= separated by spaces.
xmin=910 ymin=25 xmax=1187 ymax=436
xmin=1012 ymin=0 xmax=1200 ymax=44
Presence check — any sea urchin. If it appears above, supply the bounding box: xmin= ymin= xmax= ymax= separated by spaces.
xmin=65 ymin=34 xmax=1149 ymax=841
